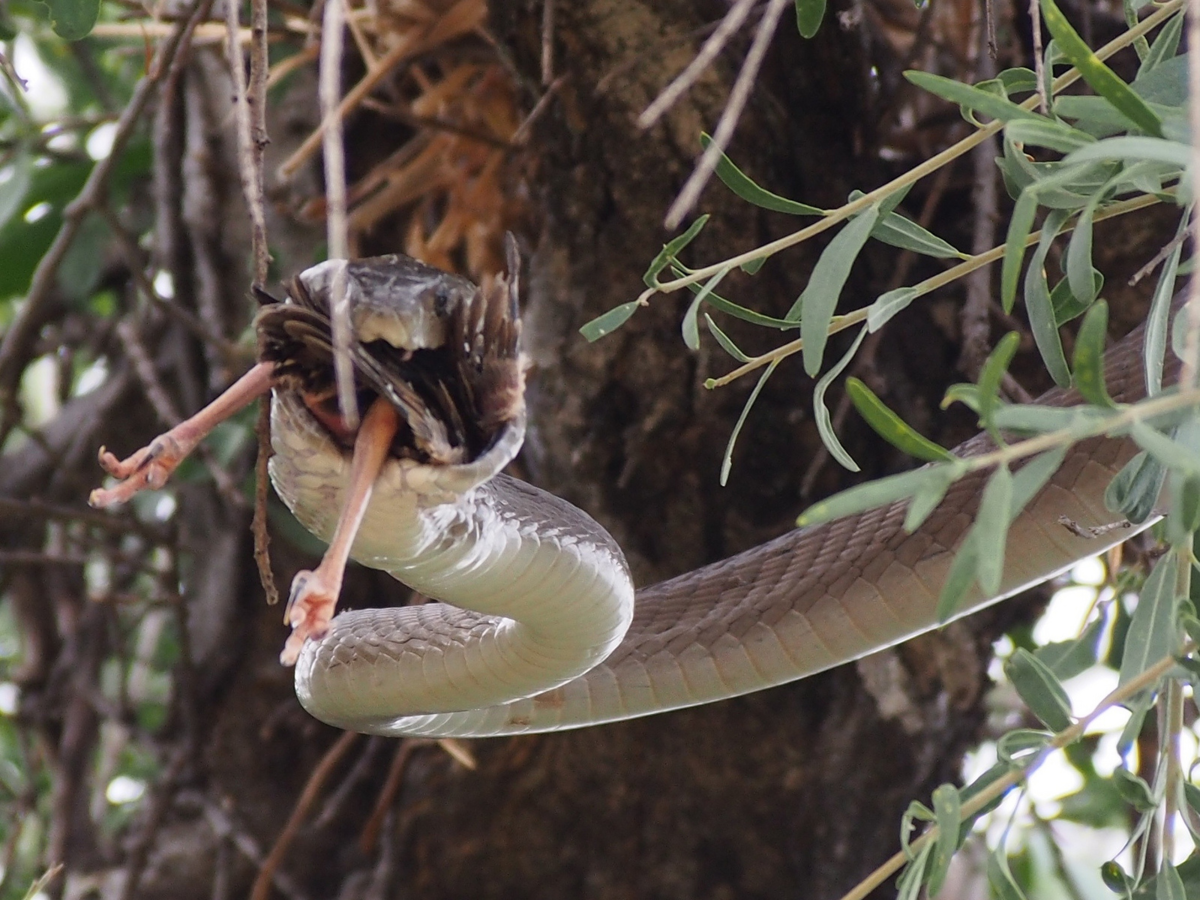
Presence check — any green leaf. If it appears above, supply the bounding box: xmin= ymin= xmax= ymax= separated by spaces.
xmin=0 ymin=152 xmax=32 ymax=233
xmin=644 ymin=214 xmax=710 ymax=286
xmin=41 ymin=0 xmax=100 ymax=39
xmin=904 ymin=465 xmax=959 ymax=532
xmin=905 ymin=70 xmax=1048 ymax=125
xmin=977 ymin=332 xmax=1021 ymax=435
xmin=897 ymin=842 xmax=932 ymax=900
xmin=996 ymin=728 xmax=1053 ymax=764
xmin=1051 ymin=272 xmax=1102 ymax=326
xmin=1066 ymin=136 xmax=1190 ymax=170
xmin=1024 ymin=209 xmax=1072 ymax=387
xmin=992 ymin=404 xmax=1103 ymax=434
xmin=580 ymin=301 xmax=641 ymax=342
xmin=1105 ymin=451 xmax=1167 ymax=523
xmin=1072 ymin=300 xmax=1115 ymax=407
xmin=1005 ymin=118 xmax=1097 ymax=153
xmin=1116 ymin=689 xmax=1152 ymax=756
xmin=871 ymin=212 xmax=964 ymax=259
xmin=845 ymin=377 xmax=953 ymax=462
xmin=1132 ymin=423 xmax=1200 ymax=478
xmin=1145 ymin=207 xmax=1189 ymax=395
xmin=1001 ymin=191 xmax=1038 ymax=313
xmin=682 ymin=267 xmax=731 ymax=350
xmin=974 ymin=465 xmax=1014 ymax=596
xmin=797 ymin=465 xmax=945 ymax=527
xmin=1036 ymin=615 xmax=1106 ymax=680
xmin=1004 ymin=648 xmax=1074 ymax=731
xmin=1157 ymin=861 xmax=1186 ymax=900
xmin=1113 ymin=767 xmax=1157 ymax=813
xmin=1041 ymin=0 xmax=1164 ymax=137
xmin=794 ymin=0 xmax=826 ymax=38
xmin=812 ymin=327 xmax=868 ymax=473
xmin=1064 ymin=198 xmax=1098 ymax=310
xmin=704 ymin=314 xmax=750 ymax=362
xmin=937 ymin=536 xmax=980 ymax=622
xmin=927 ymin=784 xmax=961 ymax=897
xmin=720 ymin=361 xmax=778 ymax=487
xmin=1101 ymin=860 xmax=1135 ymax=895
xmin=796 ymin=203 xmax=880 ymax=375
xmin=988 ymin=851 xmax=1029 ymax=900
xmin=1118 ymin=552 xmax=1180 ymax=687
xmin=1010 ymin=446 xmax=1068 ymax=517
xmin=867 ymin=286 xmax=920 ymax=332
xmin=701 ymin=134 xmax=824 ymax=216
xmin=1138 ymin=11 xmax=1183 ymax=76
xmin=998 ymin=67 xmax=1039 ymax=96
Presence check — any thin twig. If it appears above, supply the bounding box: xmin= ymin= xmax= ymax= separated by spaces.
xmin=541 ymin=0 xmax=555 ymax=86
xmin=664 ymin=0 xmax=789 ymax=230
xmin=638 ymin=0 xmax=757 ymax=129
xmin=359 ymin=740 xmax=424 ymax=853
xmin=0 ymin=0 xmax=217 ymax=392
xmin=251 ymin=731 xmax=359 ymax=900
xmin=1029 ymin=0 xmax=1048 ymax=115
xmin=319 ymin=0 xmax=359 ymax=431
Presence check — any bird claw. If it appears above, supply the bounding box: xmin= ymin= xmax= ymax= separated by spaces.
xmin=89 ymin=436 xmax=183 ymax=508
xmin=280 ymin=569 xmax=337 ymax=666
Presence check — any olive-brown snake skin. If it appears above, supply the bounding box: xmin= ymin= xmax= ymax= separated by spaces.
xmin=252 ymin=258 xmax=1180 ymax=739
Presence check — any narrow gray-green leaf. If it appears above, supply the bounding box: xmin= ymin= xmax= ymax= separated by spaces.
xmin=794 ymin=0 xmax=826 ymax=39
xmin=813 ymin=327 xmax=868 ymax=473
xmin=704 ymin=314 xmax=750 ymax=362
xmin=845 ymin=377 xmax=953 ymax=462
xmin=996 ymin=728 xmax=1053 ymax=765
xmin=1113 ymin=767 xmax=1157 ymax=813
xmin=1118 ymin=551 xmax=1180 ymax=686
xmin=1105 ymin=451 xmax=1166 ymax=524
xmin=580 ymin=301 xmax=642 ymax=342
xmin=937 ymin=536 xmax=980 ymax=622
xmin=797 ymin=203 xmax=880 ymax=375
xmin=1138 ymin=11 xmax=1183 ymax=77
xmin=927 ymin=784 xmax=961 ymax=897
xmin=682 ymin=267 xmax=731 ymax=350
xmin=897 ymin=842 xmax=932 ymax=900
xmin=1072 ymin=300 xmax=1115 ymax=407
xmin=720 ymin=360 xmax=778 ymax=486
xmin=1035 ymin=615 xmax=1106 ymax=680
xmin=973 ymin=465 xmax=1014 ymax=596
xmin=1132 ymin=422 xmax=1200 ymax=478
xmin=1002 ymin=191 xmax=1038 ymax=313
xmin=987 ymin=852 xmax=1028 ymax=900
xmin=1065 ymin=136 xmax=1189 ymax=170
xmin=1010 ymin=446 xmax=1068 ymax=519
xmin=0 ymin=153 xmax=32 ymax=232
xmin=1041 ymin=0 xmax=1164 ymax=138
xmin=701 ymin=134 xmax=825 ymax=216
xmin=1005 ymin=118 xmax=1097 ymax=153
xmin=1117 ymin=691 xmax=1152 ymax=756
xmin=977 ymin=332 xmax=1021 ymax=435
xmin=1004 ymin=647 xmax=1074 ymax=731
xmin=797 ymin=465 xmax=942 ymax=527
xmin=1065 ymin=199 xmax=1097 ymax=308
xmin=905 ymin=70 xmax=1048 ymax=124
xmin=1024 ymin=209 xmax=1072 ymax=386
xmin=904 ymin=465 xmax=960 ymax=533
xmin=872 ymin=212 xmax=965 ymax=259
xmin=867 ymin=286 xmax=920 ymax=332
xmin=1157 ymin=861 xmax=1186 ymax=900
xmin=1146 ymin=208 xmax=1189 ymax=395
xmin=644 ymin=214 xmax=710 ymax=286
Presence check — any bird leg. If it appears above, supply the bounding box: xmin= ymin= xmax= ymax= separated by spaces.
xmin=89 ymin=363 xmax=276 ymax=508
xmin=280 ymin=396 xmax=400 ymax=665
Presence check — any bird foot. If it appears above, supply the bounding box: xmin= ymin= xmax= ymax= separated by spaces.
xmin=89 ymin=436 xmax=187 ymax=508
xmin=280 ymin=569 xmax=338 ymax=666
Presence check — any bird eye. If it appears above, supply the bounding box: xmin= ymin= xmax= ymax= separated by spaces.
xmin=433 ymin=284 xmax=453 ymax=316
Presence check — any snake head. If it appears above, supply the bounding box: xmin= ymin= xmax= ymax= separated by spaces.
xmin=255 ymin=249 xmax=526 ymax=472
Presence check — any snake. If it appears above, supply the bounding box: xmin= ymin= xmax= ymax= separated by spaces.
xmin=90 ymin=252 xmax=1177 ymax=739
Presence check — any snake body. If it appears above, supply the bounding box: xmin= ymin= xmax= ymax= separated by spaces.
xmin=265 ymin=256 xmax=1167 ymax=738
